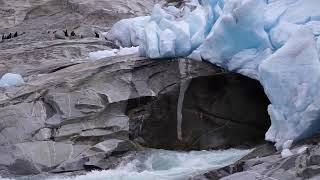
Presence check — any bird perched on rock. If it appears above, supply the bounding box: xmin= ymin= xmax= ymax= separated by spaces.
xmin=70 ymin=31 xmax=77 ymax=39
xmin=7 ymin=33 xmax=12 ymax=39
xmin=95 ymin=32 xmax=99 ymax=38
xmin=63 ymin=30 xmax=69 ymax=37
xmin=13 ymin=32 xmax=18 ymax=37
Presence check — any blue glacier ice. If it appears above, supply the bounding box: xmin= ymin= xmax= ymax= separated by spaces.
xmin=107 ymin=0 xmax=320 ymax=149
xmin=106 ymin=16 xmax=151 ymax=47
xmin=0 ymin=73 xmax=24 ymax=88
xmin=260 ymin=27 xmax=320 ymax=148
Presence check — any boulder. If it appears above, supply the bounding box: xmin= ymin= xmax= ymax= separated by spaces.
xmin=195 ymin=139 xmax=320 ymax=180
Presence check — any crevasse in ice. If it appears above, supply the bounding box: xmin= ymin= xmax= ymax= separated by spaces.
xmin=106 ymin=0 xmax=320 ymax=148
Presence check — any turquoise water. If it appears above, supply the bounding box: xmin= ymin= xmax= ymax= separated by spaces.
xmin=46 ymin=148 xmax=251 ymax=180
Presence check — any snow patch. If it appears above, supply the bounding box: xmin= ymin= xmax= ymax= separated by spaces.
xmin=89 ymin=47 xmax=139 ymax=60
xmin=281 ymin=149 xmax=293 ymax=158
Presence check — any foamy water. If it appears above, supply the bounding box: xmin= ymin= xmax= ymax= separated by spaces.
xmin=1 ymin=149 xmax=251 ymax=180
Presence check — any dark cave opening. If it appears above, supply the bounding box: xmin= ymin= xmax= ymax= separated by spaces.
xmin=127 ymin=72 xmax=271 ymax=150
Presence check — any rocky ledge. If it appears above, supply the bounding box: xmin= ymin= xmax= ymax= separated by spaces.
xmin=194 ymin=136 xmax=320 ymax=180
xmin=0 ymin=55 xmax=272 ymax=177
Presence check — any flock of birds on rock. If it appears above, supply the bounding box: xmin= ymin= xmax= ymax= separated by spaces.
xmin=1 ymin=32 xmax=19 ymax=40
xmin=52 ymin=29 xmax=101 ymax=40
xmin=1 ymin=29 xmax=105 ymax=43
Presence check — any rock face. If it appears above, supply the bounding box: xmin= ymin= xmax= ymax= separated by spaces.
xmin=0 ymin=0 xmax=158 ymax=177
xmin=193 ymin=137 xmax=320 ymax=180
xmin=0 ymin=0 xmax=272 ymax=178
xmin=0 ymin=0 xmax=157 ymax=78
xmin=129 ymin=72 xmax=270 ymax=150
xmin=0 ymin=0 xmax=155 ymax=29
xmin=0 ymin=55 xmax=271 ymax=177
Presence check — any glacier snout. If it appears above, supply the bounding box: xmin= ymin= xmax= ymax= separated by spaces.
xmin=106 ymin=0 xmax=320 ymax=148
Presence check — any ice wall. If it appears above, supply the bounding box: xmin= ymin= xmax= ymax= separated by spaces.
xmin=106 ymin=0 xmax=320 ymax=148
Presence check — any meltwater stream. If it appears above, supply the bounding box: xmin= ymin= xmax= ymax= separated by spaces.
xmin=47 ymin=149 xmax=251 ymax=180
xmin=0 ymin=149 xmax=251 ymax=180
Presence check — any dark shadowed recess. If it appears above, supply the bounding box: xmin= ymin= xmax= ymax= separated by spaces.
xmin=127 ymin=69 xmax=271 ymax=150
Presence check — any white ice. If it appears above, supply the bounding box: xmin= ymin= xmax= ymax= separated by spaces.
xmin=261 ymin=28 xmax=320 ymax=148
xmin=106 ymin=16 xmax=150 ymax=47
xmin=0 ymin=73 xmax=24 ymax=87
xmin=282 ymin=140 xmax=293 ymax=150
xmin=89 ymin=47 xmax=140 ymax=60
xmin=281 ymin=148 xmax=293 ymax=158
xmin=107 ymin=0 xmax=320 ymax=149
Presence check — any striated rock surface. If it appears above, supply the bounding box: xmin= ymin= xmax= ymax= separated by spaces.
xmin=193 ymin=137 xmax=320 ymax=180
xmin=0 ymin=54 xmax=271 ymax=177
xmin=0 ymin=0 xmax=157 ymax=78
xmin=0 ymin=0 xmax=158 ymax=177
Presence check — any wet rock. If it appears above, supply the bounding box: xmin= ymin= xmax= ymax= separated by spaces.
xmin=54 ymin=30 xmax=66 ymax=39
xmin=54 ymin=139 xmax=138 ymax=172
xmin=0 ymin=141 xmax=89 ymax=175
xmin=195 ymin=141 xmax=320 ymax=180
xmin=0 ymin=56 xmax=223 ymax=176
xmin=129 ymin=73 xmax=271 ymax=150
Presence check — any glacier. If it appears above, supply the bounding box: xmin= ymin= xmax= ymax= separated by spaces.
xmin=106 ymin=0 xmax=320 ymax=149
